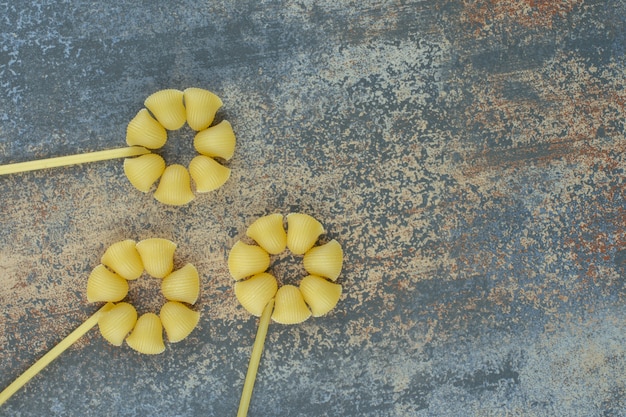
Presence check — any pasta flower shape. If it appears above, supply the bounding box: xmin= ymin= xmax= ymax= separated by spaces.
xmin=87 ymin=238 xmax=201 ymax=354
xmin=124 ymin=88 xmax=236 ymax=205
xmin=228 ymin=213 xmax=344 ymax=325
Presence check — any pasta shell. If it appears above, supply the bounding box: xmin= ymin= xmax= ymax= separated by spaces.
xmin=271 ymin=285 xmax=311 ymax=325
xmin=126 ymin=108 xmax=167 ymax=149
xmin=188 ymin=155 xmax=231 ymax=193
xmin=228 ymin=241 xmax=270 ymax=280
xmin=144 ymin=89 xmax=186 ymax=130
xmin=246 ymin=213 xmax=287 ymax=255
xmin=286 ymin=213 xmax=325 ymax=255
xmin=124 ymin=153 xmax=166 ymax=192
xmin=234 ymin=272 xmax=278 ymax=316
xmin=98 ymin=302 xmax=138 ymax=346
xmin=183 ymin=87 xmax=223 ymax=131
xmin=153 ymin=164 xmax=195 ymax=206
xmin=300 ymin=275 xmax=342 ymax=317
xmin=126 ymin=313 xmax=165 ymax=355
xmin=193 ymin=120 xmax=236 ymax=160
xmin=100 ymin=240 xmax=144 ymax=280
xmin=160 ymin=301 xmax=200 ymax=343
xmin=161 ymin=263 xmax=200 ymax=304
xmin=136 ymin=238 xmax=177 ymax=278
xmin=303 ymin=239 xmax=343 ymax=281
xmin=86 ymin=264 xmax=129 ymax=302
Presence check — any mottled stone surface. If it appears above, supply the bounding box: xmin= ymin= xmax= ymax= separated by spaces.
xmin=0 ymin=1 xmax=625 ymax=416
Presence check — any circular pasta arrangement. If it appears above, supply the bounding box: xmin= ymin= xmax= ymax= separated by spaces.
xmin=86 ymin=238 xmax=200 ymax=354
xmin=124 ymin=88 xmax=236 ymax=205
xmin=228 ymin=213 xmax=344 ymax=324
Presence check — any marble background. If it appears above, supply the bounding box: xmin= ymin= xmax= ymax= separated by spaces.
xmin=0 ymin=1 xmax=624 ymax=416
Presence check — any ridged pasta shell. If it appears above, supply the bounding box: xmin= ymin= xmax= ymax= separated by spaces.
xmin=124 ymin=153 xmax=166 ymax=192
xmin=126 ymin=313 xmax=165 ymax=355
xmin=227 ymin=241 xmax=270 ymax=280
xmin=100 ymin=240 xmax=144 ymax=280
xmin=286 ymin=213 xmax=325 ymax=255
xmin=160 ymin=301 xmax=200 ymax=343
xmin=234 ymin=272 xmax=278 ymax=316
xmin=271 ymin=285 xmax=311 ymax=325
xmin=300 ymin=275 xmax=342 ymax=317
xmin=153 ymin=164 xmax=195 ymax=206
xmin=144 ymin=89 xmax=186 ymax=130
xmin=188 ymin=155 xmax=231 ymax=192
xmin=193 ymin=120 xmax=236 ymax=160
xmin=136 ymin=238 xmax=177 ymax=278
xmin=98 ymin=302 xmax=138 ymax=346
xmin=126 ymin=108 xmax=167 ymax=149
xmin=86 ymin=264 xmax=129 ymax=302
xmin=161 ymin=263 xmax=200 ymax=304
xmin=303 ymin=239 xmax=344 ymax=281
xmin=246 ymin=213 xmax=287 ymax=255
xmin=183 ymin=87 xmax=223 ymax=131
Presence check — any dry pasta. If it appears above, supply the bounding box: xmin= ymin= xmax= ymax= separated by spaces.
xmin=302 ymin=239 xmax=344 ymax=281
xmin=86 ymin=265 xmax=129 ymax=303
xmin=234 ymin=273 xmax=278 ymax=317
xmin=126 ymin=313 xmax=165 ymax=355
xmin=123 ymin=153 xmax=166 ymax=192
xmin=246 ymin=213 xmax=287 ymax=255
xmin=188 ymin=155 xmax=231 ymax=193
xmin=299 ymin=275 xmax=342 ymax=317
xmin=144 ymin=89 xmax=186 ymax=130
xmin=160 ymin=301 xmax=200 ymax=343
xmin=271 ymin=285 xmax=311 ymax=325
xmin=286 ymin=213 xmax=325 ymax=255
xmin=228 ymin=241 xmax=271 ymax=280
xmin=153 ymin=164 xmax=195 ymax=206
xmin=100 ymin=239 xmax=144 ymax=280
xmin=97 ymin=302 xmax=138 ymax=346
xmin=193 ymin=120 xmax=237 ymax=160
xmin=136 ymin=238 xmax=177 ymax=278
xmin=126 ymin=108 xmax=167 ymax=149
xmin=160 ymin=264 xmax=200 ymax=304
xmin=184 ymin=87 xmax=223 ymax=131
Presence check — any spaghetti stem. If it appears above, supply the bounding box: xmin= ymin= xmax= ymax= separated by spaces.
xmin=0 ymin=303 xmax=113 ymax=407
xmin=237 ymin=299 xmax=274 ymax=417
xmin=0 ymin=146 xmax=150 ymax=176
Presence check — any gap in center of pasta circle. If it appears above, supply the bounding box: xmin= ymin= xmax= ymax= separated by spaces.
xmin=126 ymin=272 xmax=167 ymax=316
xmin=155 ymin=124 xmax=197 ymax=167
xmin=268 ymin=250 xmax=308 ymax=287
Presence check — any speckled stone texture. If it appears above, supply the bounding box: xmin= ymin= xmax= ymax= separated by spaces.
xmin=0 ymin=1 xmax=625 ymax=416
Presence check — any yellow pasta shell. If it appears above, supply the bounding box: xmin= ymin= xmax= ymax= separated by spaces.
xmin=183 ymin=87 xmax=223 ymax=131
xmin=286 ymin=213 xmax=325 ymax=255
xmin=100 ymin=240 xmax=144 ymax=280
xmin=153 ymin=164 xmax=195 ymax=206
xmin=126 ymin=313 xmax=165 ymax=355
xmin=234 ymin=273 xmax=278 ymax=316
xmin=188 ymin=155 xmax=231 ymax=193
xmin=160 ymin=301 xmax=200 ymax=343
xmin=228 ymin=241 xmax=271 ymax=280
xmin=300 ymin=275 xmax=342 ymax=317
xmin=246 ymin=213 xmax=287 ymax=255
xmin=161 ymin=263 xmax=200 ymax=304
xmin=86 ymin=264 xmax=129 ymax=302
xmin=126 ymin=108 xmax=167 ymax=149
xmin=303 ymin=239 xmax=344 ymax=281
xmin=124 ymin=153 xmax=166 ymax=193
xmin=193 ymin=120 xmax=236 ymax=160
xmin=98 ymin=302 xmax=138 ymax=346
xmin=144 ymin=89 xmax=186 ymax=130
xmin=136 ymin=238 xmax=177 ymax=278
xmin=271 ymin=285 xmax=311 ymax=324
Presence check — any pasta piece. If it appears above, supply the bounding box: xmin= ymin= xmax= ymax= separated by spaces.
xmin=271 ymin=285 xmax=311 ymax=324
xmin=234 ymin=273 xmax=278 ymax=316
xmin=193 ymin=120 xmax=236 ymax=160
xmin=228 ymin=241 xmax=270 ymax=280
xmin=183 ymin=87 xmax=223 ymax=131
xmin=300 ymin=275 xmax=342 ymax=317
xmin=126 ymin=313 xmax=165 ymax=355
xmin=153 ymin=164 xmax=195 ymax=205
xmin=135 ymin=238 xmax=177 ymax=278
xmin=126 ymin=108 xmax=167 ymax=149
xmin=188 ymin=155 xmax=231 ymax=193
xmin=286 ymin=213 xmax=325 ymax=255
xmin=160 ymin=301 xmax=200 ymax=343
xmin=303 ymin=239 xmax=343 ymax=281
xmin=86 ymin=264 xmax=129 ymax=302
xmin=144 ymin=89 xmax=186 ymax=130
xmin=246 ymin=213 xmax=287 ymax=255
xmin=100 ymin=239 xmax=144 ymax=280
xmin=98 ymin=302 xmax=138 ymax=346
xmin=123 ymin=153 xmax=166 ymax=192
xmin=161 ymin=263 xmax=200 ymax=304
